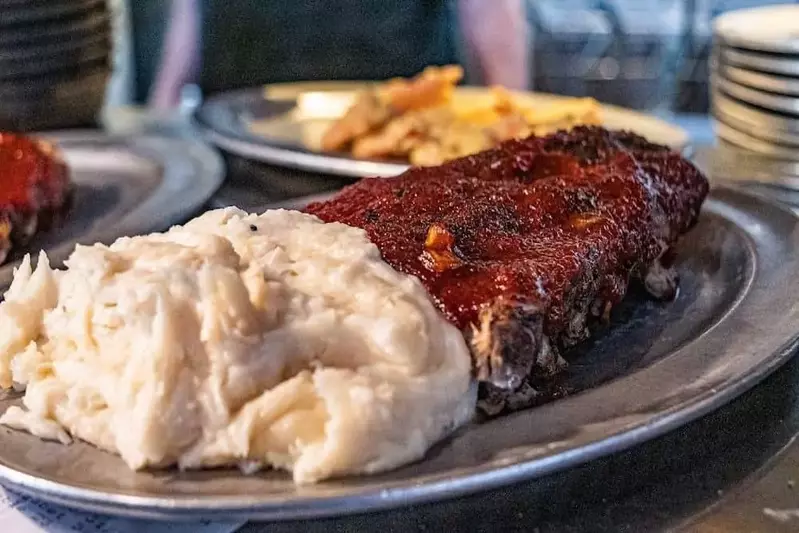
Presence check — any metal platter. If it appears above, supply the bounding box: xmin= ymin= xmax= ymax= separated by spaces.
xmin=0 ymin=131 xmax=224 ymax=288
xmin=714 ymin=5 xmax=799 ymax=54
xmin=714 ymin=120 xmax=799 ymax=161
xmin=716 ymin=77 xmax=799 ymax=117
xmin=719 ymin=47 xmax=799 ymax=78
xmin=718 ymin=64 xmax=799 ymax=97
xmin=1 ymin=186 xmax=798 ymax=521
xmin=193 ymin=82 xmax=689 ymax=179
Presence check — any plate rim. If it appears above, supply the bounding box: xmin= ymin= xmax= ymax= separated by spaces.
xmin=1 ymin=186 xmax=798 ymax=521
xmin=716 ymin=76 xmax=799 ymax=116
xmin=714 ymin=120 xmax=799 ymax=161
xmin=719 ymin=46 xmax=799 ymax=77
xmin=712 ymin=89 xmax=799 ymax=134
xmin=706 ymin=141 xmax=799 ymax=186
xmin=718 ymin=64 xmax=799 ymax=97
xmin=713 ymin=105 xmax=799 ymax=147
xmin=193 ymin=82 xmax=690 ymax=179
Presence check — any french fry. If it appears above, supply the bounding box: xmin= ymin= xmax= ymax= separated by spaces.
xmin=320 ymin=66 xmax=603 ymax=164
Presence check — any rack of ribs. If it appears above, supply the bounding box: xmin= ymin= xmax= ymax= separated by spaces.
xmin=306 ymin=126 xmax=709 ymax=416
xmin=0 ymin=133 xmax=71 ymax=265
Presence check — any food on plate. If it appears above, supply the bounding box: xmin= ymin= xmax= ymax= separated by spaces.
xmin=306 ymin=126 xmax=709 ymax=415
xmin=320 ymin=65 xmax=464 ymax=154
xmin=0 ymin=133 xmax=71 ymax=265
xmin=0 ymin=208 xmax=474 ymax=484
xmin=320 ymin=65 xmax=602 ymax=166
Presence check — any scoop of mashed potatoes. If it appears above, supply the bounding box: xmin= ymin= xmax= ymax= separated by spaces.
xmin=0 ymin=208 xmax=474 ymax=484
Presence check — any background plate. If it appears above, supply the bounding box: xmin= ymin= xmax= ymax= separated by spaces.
xmin=718 ymin=64 xmax=799 ymax=96
xmin=713 ymin=105 xmax=799 ymax=146
xmin=719 ymin=47 xmax=799 ymax=77
xmin=0 ymin=131 xmax=224 ymax=288
xmin=0 ymin=187 xmax=798 ymax=521
xmin=712 ymin=90 xmax=799 ymax=134
xmin=716 ymin=77 xmax=799 ymax=116
xmin=194 ymin=82 xmax=689 ymax=178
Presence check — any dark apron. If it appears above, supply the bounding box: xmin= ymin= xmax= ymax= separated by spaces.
xmin=198 ymin=0 xmax=458 ymax=94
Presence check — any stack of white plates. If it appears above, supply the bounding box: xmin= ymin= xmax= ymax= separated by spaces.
xmin=711 ymin=5 xmax=799 ymax=162
xmin=0 ymin=0 xmax=112 ymax=131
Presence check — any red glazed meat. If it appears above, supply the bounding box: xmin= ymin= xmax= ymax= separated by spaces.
xmin=307 ymin=126 xmax=709 ymax=415
xmin=0 ymin=133 xmax=71 ymax=264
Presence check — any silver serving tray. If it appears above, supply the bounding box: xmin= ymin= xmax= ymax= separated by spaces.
xmin=193 ymin=82 xmax=689 ymax=179
xmin=1 ymin=186 xmax=798 ymax=521
xmin=0 ymin=131 xmax=224 ymax=288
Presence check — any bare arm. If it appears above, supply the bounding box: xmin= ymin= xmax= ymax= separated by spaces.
xmin=149 ymin=0 xmax=201 ymax=109
xmin=457 ymin=0 xmax=530 ymax=90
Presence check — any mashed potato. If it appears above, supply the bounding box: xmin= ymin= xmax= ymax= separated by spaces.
xmin=0 ymin=208 xmax=474 ymax=484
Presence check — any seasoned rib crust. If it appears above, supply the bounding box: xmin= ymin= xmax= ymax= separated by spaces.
xmin=306 ymin=126 xmax=709 ymax=415
xmin=0 ymin=133 xmax=71 ymax=265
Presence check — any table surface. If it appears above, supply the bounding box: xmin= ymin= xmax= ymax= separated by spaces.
xmin=103 ymin=109 xmax=799 ymax=533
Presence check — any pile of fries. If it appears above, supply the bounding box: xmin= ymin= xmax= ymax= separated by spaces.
xmin=321 ymin=65 xmax=602 ymax=166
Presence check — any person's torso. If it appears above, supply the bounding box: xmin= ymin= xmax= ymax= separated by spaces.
xmin=199 ymin=0 xmax=457 ymax=94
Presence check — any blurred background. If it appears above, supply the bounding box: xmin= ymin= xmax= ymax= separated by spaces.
xmin=119 ymin=0 xmax=796 ymax=115
xmin=2 ymin=0 xmax=798 ymax=130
